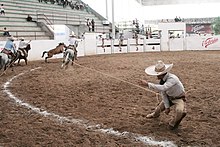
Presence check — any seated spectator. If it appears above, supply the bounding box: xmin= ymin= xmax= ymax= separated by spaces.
xmin=3 ymin=27 xmax=10 ymax=36
xmin=174 ymin=16 xmax=179 ymax=22
xmin=85 ymin=4 xmax=90 ymax=13
xmin=0 ymin=4 xmax=5 ymax=15
xmin=178 ymin=16 xmax=182 ymax=22
xmin=50 ymin=0 xmax=55 ymax=4
xmin=91 ymin=19 xmax=95 ymax=32
xmin=26 ymin=14 xmax=33 ymax=22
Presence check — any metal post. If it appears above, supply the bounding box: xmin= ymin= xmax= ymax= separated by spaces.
xmin=112 ymin=0 xmax=115 ymax=39
xmin=106 ymin=0 xmax=108 ymax=19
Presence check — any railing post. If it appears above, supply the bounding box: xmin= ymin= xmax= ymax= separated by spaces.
xmin=36 ymin=10 xmax=38 ymax=22
xmin=66 ymin=13 xmax=68 ymax=24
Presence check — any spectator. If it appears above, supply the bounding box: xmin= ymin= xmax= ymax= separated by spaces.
xmin=63 ymin=0 xmax=67 ymax=8
xmin=67 ymin=0 xmax=71 ymax=6
xmin=85 ymin=4 xmax=90 ymax=13
xmin=118 ymin=33 xmax=124 ymax=52
xmin=141 ymin=24 xmax=145 ymax=34
xmin=91 ymin=19 xmax=95 ymax=32
xmin=3 ymin=27 xmax=10 ymax=36
xmin=26 ymin=14 xmax=33 ymax=22
xmin=135 ymin=32 xmax=138 ymax=51
xmin=0 ymin=4 xmax=5 ymax=15
xmin=86 ymin=19 xmax=92 ymax=32
xmin=146 ymin=30 xmax=149 ymax=39
xmin=178 ymin=16 xmax=182 ymax=22
xmin=174 ymin=16 xmax=179 ymax=22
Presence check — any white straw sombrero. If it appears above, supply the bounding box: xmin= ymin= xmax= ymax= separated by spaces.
xmin=69 ymin=32 xmax=76 ymax=37
xmin=145 ymin=60 xmax=173 ymax=76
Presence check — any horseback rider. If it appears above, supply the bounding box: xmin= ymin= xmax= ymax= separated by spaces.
xmin=18 ymin=37 xmax=31 ymax=57
xmin=1 ymin=36 xmax=17 ymax=60
xmin=68 ymin=32 xmax=79 ymax=60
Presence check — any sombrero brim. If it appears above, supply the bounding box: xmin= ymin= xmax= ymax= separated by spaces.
xmin=69 ymin=34 xmax=76 ymax=37
xmin=8 ymin=37 xmax=17 ymax=40
xmin=145 ymin=63 xmax=173 ymax=76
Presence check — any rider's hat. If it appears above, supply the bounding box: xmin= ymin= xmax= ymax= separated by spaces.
xmin=69 ymin=32 xmax=76 ymax=37
xmin=145 ymin=60 xmax=173 ymax=76
xmin=20 ymin=37 xmax=25 ymax=40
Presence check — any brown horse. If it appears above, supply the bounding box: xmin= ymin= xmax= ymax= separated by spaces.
xmin=42 ymin=43 xmax=67 ymax=62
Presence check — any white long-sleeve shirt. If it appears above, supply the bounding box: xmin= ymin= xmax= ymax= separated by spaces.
xmin=68 ymin=37 xmax=82 ymax=47
xmin=19 ymin=41 xmax=28 ymax=49
xmin=148 ymin=73 xmax=185 ymax=108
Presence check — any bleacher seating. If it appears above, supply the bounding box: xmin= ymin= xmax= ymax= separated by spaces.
xmin=0 ymin=0 xmax=111 ymax=40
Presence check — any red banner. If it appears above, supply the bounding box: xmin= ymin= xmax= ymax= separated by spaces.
xmin=186 ymin=24 xmax=212 ymax=34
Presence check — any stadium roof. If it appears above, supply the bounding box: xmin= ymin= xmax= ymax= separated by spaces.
xmin=136 ymin=0 xmax=220 ymax=6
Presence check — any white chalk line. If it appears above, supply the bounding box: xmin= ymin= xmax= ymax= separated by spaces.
xmin=2 ymin=67 xmax=176 ymax=147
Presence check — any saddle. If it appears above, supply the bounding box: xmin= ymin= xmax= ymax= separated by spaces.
xmin=1 ymin=49 xmax=15 ymax=59
xmin=67 ymin=45 xmax=75 ymax=49
xmin=1 ymin=48 xmax=11 ymax=55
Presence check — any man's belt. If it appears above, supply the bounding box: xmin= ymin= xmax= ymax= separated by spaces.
xmin=168 ymin=95 xmax=185 ymax=101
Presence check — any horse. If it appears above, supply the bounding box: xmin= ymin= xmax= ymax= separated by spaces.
xmin=0 ymin=51 xmax=15 ymax=73
xmin=14 ymin=44 xmax=31 ymax=65
xmin=61 ymin=48 xmax=75 ymax=69
xmin=42 ymin=42 xmax=67 ymax=62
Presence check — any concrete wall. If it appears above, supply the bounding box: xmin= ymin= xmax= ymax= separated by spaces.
xmin=0 ymin=33 xmax=219 ymax=62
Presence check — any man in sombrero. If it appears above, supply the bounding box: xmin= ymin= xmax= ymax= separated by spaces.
xmin=68 ymin=32 xmax=80 ymax=60
xmin=140 ymin=60 xmax=187 ymax=130
xmin=2 ymin=36 xmax=17 ymax=59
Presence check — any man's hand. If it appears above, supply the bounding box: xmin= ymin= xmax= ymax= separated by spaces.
xmin=165 ymin=108 xmax=170 ymax=115
xmin=139 ymin=80 xmax=148 ymax=87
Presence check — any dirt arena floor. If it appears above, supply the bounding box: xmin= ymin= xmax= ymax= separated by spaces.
xmin=0 ymin=50 xmax=220 ymax=147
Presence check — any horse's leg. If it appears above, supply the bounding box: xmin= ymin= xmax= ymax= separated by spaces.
xmin=17 ymin=59 xmax=21 ymax=65
xmin=45 ymin=53 xmax=53 ymax=63
xmin=0 ymin=56 xmax=2 ymax=70
xmin=74 ymin=48 xmax=78 ymax=60
xmin=24 ymin=58 xmax=28 ymax=65
xmin=45 ymin=56 xmax=52 ymax=62
xmin=42 ymin=51 xmax=48 ymax=58
xmin=61 ymin=53 xmax=69 ymax=69
xmin=71 ymin=56 xmax=74 ymax=66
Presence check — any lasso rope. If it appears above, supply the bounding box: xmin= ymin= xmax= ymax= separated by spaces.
xmin=74 ymin=62 xmax=160 ymax=103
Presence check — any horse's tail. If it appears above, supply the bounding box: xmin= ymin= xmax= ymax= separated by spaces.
xmin=42 ymin=51 xmax=48 ymax=58
xmin=0 ymin=55 xmax=2 ymax=70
